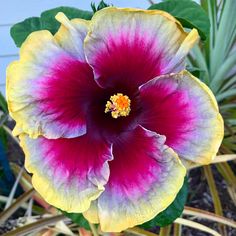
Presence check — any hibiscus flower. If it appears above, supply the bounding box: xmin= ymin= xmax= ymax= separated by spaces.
xmin=6 ymin=7 xmax=223 ymax=232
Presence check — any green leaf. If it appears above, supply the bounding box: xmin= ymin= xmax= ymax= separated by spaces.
xmin=0 ymin=127 xmax=8 ymax=149
xmin=10 ymin=17 xmax=43 ymax=47
xmin=61 ymin=211 xmax=91 ymax=230
xmin=216 ymin=88 xmax=236 ymax=103
xmin=10 ymin=6 xmax=93 ymax=47
xmin=148 ymin=0 xmax=210 ymax=40
xmin=41 ymin=7 xmax=93 ymax=35
xmin=91 ymin=0 xmax=111 ymax=13
xmin=140 ymin=177 xmax=188 ymax=228
xmin=186 ymin=66 xmax=205 ymax=78
xmin=0 ymin=92 xmax=8 ymax=113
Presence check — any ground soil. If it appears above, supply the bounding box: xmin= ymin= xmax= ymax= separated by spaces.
xmin=184 ymin=165 xmax=236 ymax=236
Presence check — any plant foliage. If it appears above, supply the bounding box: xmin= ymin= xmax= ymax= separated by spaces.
xmin=10 ymin=7 xmax=93 ymax=47
xmin=149 ymin=0 xmax=210 ymax=40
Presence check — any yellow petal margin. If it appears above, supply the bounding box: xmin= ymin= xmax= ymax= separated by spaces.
xmin=6 ymin=13 xmax=90 ymax=139
xmin=84 ymin=7 xmax=199 ymax=81
xmin=139 ymin=70 xmax=224 ymax=165
xmin=19 ymin=133 xmax=112 ymax=213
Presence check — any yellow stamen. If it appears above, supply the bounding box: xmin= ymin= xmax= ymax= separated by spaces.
xmin=105 ymin=93 xmax=131 ymax=119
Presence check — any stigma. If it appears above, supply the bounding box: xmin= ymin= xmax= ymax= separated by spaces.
xmin=105 ymin=93 xmax=131 ymax=119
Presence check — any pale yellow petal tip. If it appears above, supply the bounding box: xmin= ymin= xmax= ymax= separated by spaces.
xmin=20 ymin=30 xmax=53 ymax=52
xmin=12 ymin=125 xmax=23 ymax=137
xmin=19 ymin=134 xmax=103 ymax=213
xmin=30 ymin=173 xmax=95 ymax=213
xmin=84 ymin=151 xmax=186 ymax=232
xmin=188 ymin=28 xmax=200 ymax=45
xmin=207 ymin=113 xmax=224 ymax=164
xmin=6 ymin=61 xmax=18 ymax=112
xmin=178 ymin=28 xmax=199 ymax=54
xmin=181 ymin=70 xmax=224 ymax=165
xmin=55 ymin=11 xmax=66 ymax=21
xmin=83 ymin=201 xmax=100 ymax=224
xmin=186 ymin=70 xmax=225 ymax=153
xmin=31 ymin=170 xmax=104 ymax=213
xmin=100 ymin=154 xmax=186 ymax=232
xmin=91 ymin=6 xmax=183 ymax=29
xmin=83 ymin=213 xmax=99 ymax=224
xmin=55 ymin=11 xmax=91 ymax=28
xmin=55 ymin=12 xmax=72 ymax=29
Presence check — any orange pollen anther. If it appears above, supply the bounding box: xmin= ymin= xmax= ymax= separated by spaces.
xmin=105 ymin=93 xmax=131 ymax=119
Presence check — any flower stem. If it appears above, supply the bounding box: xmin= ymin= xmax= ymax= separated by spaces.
xmin=173 ymin=223 xmax=182 ymax=236
xmin=0 ymin=188 xmax=35 ymax=223
xmin=203 ymin=165 xmax=227 ymax=236
xmin=89 ymin=222 xmax=99 ymax=236
xmin=159 ymin=225 xmax=171 ymax=236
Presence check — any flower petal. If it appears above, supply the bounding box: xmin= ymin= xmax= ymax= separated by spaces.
xmin=83 ymin=200 xmax=99 ymax=224
xmin=54 ymin=12 xmax=89 ymax=62
xmin=84 ymin=7 xmax=198 ymax=89
xmin=19 ymin=134 xmax=113 ymax=213
xmin=139 ymin=70 xmax=224 ymax=164
xmin=84 ymin=126 xmax=185 ymax=232
xmin=7 ymin=28 xmax=99 ymax=139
